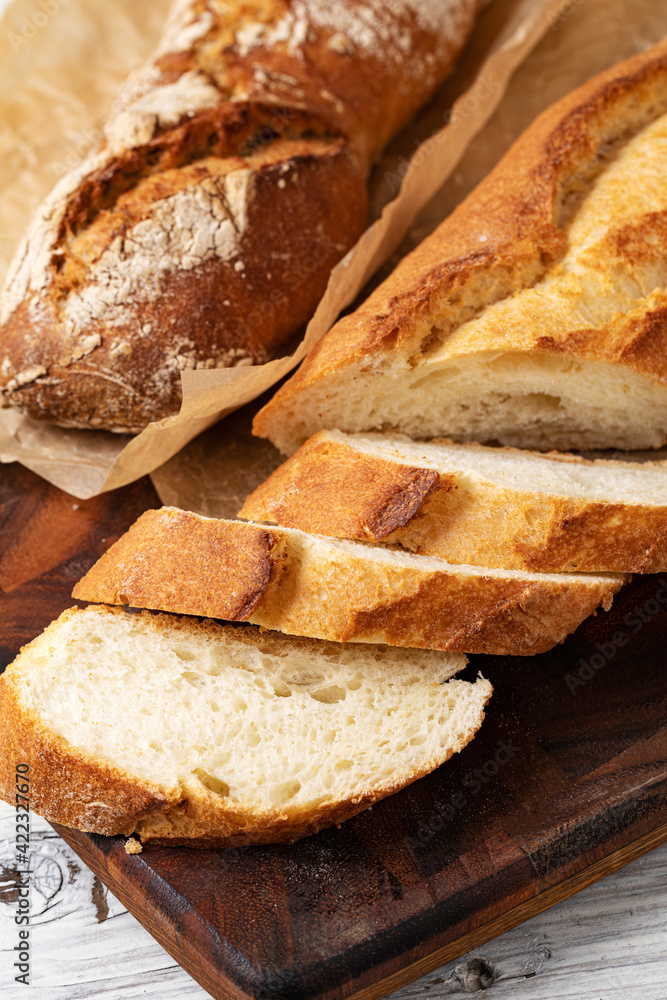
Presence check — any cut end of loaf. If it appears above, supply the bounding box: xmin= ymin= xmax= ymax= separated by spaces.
xmin=253 ymin=41 xmax=667 ymax=456
xmin=0 ymin=605 xmax=492 ymax=847
xmin=254 ymin=351 xmax=667 ymax=457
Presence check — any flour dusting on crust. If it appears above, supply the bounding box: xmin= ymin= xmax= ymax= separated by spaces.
xmin=63 ymin=169 xmax=253 ymax=332
xmin=155 ymin=0 xmax=215 ymax=57
xmin=105 ymin=71 xmax=222 ymax=155
xmin=230 ymin=0 xmax=471 ymax=64
xmin=1 ymin=0 xmax=472 ymax=328
xmin=1 ymin=69 xmax=223 ymax=325
xmin=0 ymin=0 xmax=480 ymax=430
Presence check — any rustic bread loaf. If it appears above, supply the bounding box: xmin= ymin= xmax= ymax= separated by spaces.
xmin=0 ymin=0 xmax=481 ymax=433
xmin=0 ymin=604 xmax=492 ymax=847
xmin=253 ymin=38 xmax=667 ymax=454
xmin=239 ymin=429 xmax=667 ymax=573
xmin=72 ymin=507 xmax=626 ymax=655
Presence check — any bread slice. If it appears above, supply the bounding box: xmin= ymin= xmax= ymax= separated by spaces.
xmin=72 ymin=508 xmax=626 ymax=656
xmin=0 ymin=604 xmax=490 ymax=847
xmin=239 ymin=429 xmax=667 ymax=573
xmin=253 ymin=39 xmax=667 ymax=454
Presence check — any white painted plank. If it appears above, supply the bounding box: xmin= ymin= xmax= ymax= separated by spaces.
xmin=1 ymin=803 xmax=666 ymax=999
xmin=393 ymin=846 xmax=667 ymax=999
xmin=0 ymin=805 xmax=206 ymax=998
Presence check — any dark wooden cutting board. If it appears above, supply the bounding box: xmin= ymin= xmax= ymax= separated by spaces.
xmin=1 ymin=461 xmax=666 ymax=1000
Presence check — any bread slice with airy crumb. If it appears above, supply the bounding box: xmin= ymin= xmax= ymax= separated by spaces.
xmin=0 ymin=605 xmax=490 ymax=847
xmin=72 ymin=507 xmax=626 ymax=656
xmin=239 ymin=429 xmax=667 ymax=573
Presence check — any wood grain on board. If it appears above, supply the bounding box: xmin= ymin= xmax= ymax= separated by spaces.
xmin=0 ymin=464 xmax=157 ymax=667
xmin=0 ymin=459 xmax=666 ymax=1000
xmin=2 ymin=804 xmax=666 ymax=999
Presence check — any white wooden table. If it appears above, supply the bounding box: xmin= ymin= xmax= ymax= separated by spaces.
xmin=1 ymin=802 xmax=665 ymax=1000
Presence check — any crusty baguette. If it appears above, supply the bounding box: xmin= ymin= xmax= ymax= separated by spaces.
xmin=72 ymin=507 xmax=626 ymax=655
xmin=253 ymin=38 xmax=667 ymax=454
xmin=239 ymin=429 xmax=667 ymax=573
xmin=0 ymin=0 xmax=481 ymax=433
xmin=0 ymin=604 xmax=492 ymax=847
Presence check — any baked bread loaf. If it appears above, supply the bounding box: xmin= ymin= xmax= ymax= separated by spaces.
xmin=0 ymin=0 xmax=482 ymax=433
xmin=0 ymin=604 xmax=491 ymax=847
xmin=253 ymin=38 xmax=667 ymax=454
xmin=240 ymin=429 xmax=667 ymax=573
xmin=72 ymin=507 xmax=625 ymax=655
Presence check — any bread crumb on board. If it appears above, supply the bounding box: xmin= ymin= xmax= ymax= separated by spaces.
xmin=125 ymin=838 xmax=143 ymax=855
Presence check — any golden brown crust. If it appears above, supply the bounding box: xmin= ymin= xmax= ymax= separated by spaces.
xmin=2 ymin=142 xmax=367 ymax=433
xmin=240 ymin=431 xmax=445 ymax=540
xmin=72 ymin=509 xmax=279 ymax=619
xmin=0 ymin=604 xmax=492 ymax=847
xmin=253 ymin=37 xmax=667 ymax=446
xmin=0 ymin=0 xmax=482 ymax=432
xmin=134 ymin=721 xmax=482 ymax=847
xmin=73 ymin=508 xmax=625 ymax=655
xmin=255 ymin=563 xmax=621 ymax=656
xmin=407 ymin=486 xmax=667 ymax=575
xmin=240 ymin=433 xmax=667 ymax=573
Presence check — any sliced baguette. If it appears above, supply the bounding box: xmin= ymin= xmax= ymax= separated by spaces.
xmin=72 ymin=508 xmax=625 ymax=655
xmin=239 ymin=429 xmax=667 ymax=573
xmin=0 ymin=604 xmax=489 ymax=847
xmin=253 ymin=39 xmax=667 ymax=454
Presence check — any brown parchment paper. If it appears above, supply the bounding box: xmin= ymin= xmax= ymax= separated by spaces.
xmin=0 ymin=0 xmax=573 ymax=498
xmin=151 ymin=0 xmax=667 ymax=520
